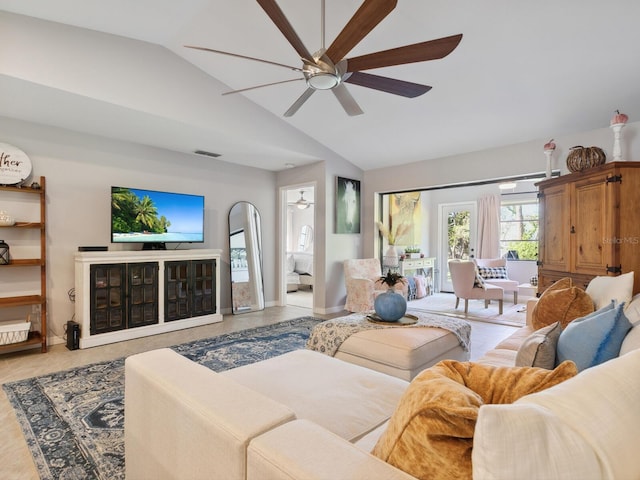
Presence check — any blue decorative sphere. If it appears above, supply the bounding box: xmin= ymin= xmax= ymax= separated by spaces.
xmin=374 ymin=290 xmax=407 ymax=322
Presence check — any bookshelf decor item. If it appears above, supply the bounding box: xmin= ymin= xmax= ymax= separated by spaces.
xmin=0 ymin=211 xmax=15 ymax=226
xmin=0 ymin=239 xmax=9 ymax=265
xmin=0 ymin=143 xmax=32 ymax=186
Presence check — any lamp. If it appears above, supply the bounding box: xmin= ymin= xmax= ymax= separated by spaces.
xmin=0 ymin=240 xmax=10 ymax=265
xmin=498 ymin=182 xmax=517 ymax=190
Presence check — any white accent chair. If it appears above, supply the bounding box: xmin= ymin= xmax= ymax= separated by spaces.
xmin=343 ymin=258 xmax=407 ymax=312
xmin=475 ymin=258 xmax=520 ymax=304
xmin=448 ymin=260 xmax=504 ymax=315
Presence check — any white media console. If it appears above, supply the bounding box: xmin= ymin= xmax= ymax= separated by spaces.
xmin=75 ymin=249 xmax=222 ymax=348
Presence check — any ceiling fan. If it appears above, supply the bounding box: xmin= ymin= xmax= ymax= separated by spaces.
xmin=185 ymin=0 xmax=462 ymax=117
xmin=290 ymin=190 xmax=313 ymax=209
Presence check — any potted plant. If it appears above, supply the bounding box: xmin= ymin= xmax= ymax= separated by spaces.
xmin=374 ymin=271 xmax=408 ymax=322
xmin=404 ymin=246 xmax=421 ymax=259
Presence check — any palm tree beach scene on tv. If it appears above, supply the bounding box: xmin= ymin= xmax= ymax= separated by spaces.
xmin=111 ymin=186 xmax=205 ymax=244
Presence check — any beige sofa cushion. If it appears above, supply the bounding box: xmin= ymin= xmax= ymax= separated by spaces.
xmin=493 ymin=325 xmax=535 ymax=351
xmin=223 ymin=349 xmax=408 ymax=442
xmin=473 ymin=349 xmax=640 ymax=480
xmin=124 ymin=349 xmax=296 ymax=480
xmin=372 ymin=360 xmax=576 ymax=480
xmin=531 ymin=278 xmax=594 ymax=329
xmin=248 ymin=419 xmax=415 ymax=480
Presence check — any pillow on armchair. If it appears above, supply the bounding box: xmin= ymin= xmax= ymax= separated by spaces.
xmin=371 ymin=360 xmax=577 ymax=480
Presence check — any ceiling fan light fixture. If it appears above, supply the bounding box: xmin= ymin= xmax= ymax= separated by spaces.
xmin=499 ymin=182 xmax=517 ymax=190
xmin=295 ymin=190 xmax=311 ymax=209
xmin=306 ymin=72 xmax=340 ymax=90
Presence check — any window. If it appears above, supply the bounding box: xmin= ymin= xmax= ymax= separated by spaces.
xmin=500 ymin=201 xmax=538 ymax=260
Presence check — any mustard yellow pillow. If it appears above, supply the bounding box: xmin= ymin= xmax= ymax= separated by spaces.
xmin=371 ymin=360 xmax=577 ymax=480
xmin=532 ymin=278 xmax=594 ymax=330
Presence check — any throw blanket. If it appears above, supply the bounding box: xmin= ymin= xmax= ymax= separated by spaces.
xmin=306 ymin=310 xmax=471 ymax=357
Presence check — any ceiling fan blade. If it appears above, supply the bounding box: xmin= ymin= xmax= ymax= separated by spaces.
xmin=222 ymin=78 xmax=304 ymax=95
xmin=185 ymin=45 xmax=302 ymax=72
xmin=257 ymin=0 xmax=313 ymax=61
xmin=326 ymin=0 xmax=397 ymax=63
xmin=332 ymin=84 xmax=364 ymax=116
xmin=284 ymin=88 xmax=316 ymax=117
xmin=346 ymin=33 xmax=463 ymax=72
xmin=344 ymin=71 xmax=431 ymax=98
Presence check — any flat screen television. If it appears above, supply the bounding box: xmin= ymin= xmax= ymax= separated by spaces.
xmin=111 ymin=186 xmax=204 ymax=249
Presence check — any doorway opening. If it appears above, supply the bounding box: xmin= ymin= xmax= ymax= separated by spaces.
xmin=283 ymin=185 xmax=315 ymax=310
xmin=438 ymin=202 xmax=477 ymax=292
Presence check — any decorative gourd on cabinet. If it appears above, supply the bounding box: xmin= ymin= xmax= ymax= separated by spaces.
xmin=566 ymin=146 xmax=606 ymax=172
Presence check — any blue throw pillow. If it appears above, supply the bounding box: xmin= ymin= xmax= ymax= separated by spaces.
xmin=556 ymin=301 xmax=632 ymax=371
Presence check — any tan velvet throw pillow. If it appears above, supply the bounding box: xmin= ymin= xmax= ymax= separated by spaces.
xmin=532 ymin=278 xmax=594 ymax=330
xmin=371 ymin=360 xmax=578 ymax=480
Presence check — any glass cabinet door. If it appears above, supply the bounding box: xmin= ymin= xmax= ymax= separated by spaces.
xmin=165 ymin=261 xmax=190 ymax=321
xmin=127 ymin=262 xmax=159 ymax=328
xmin=190 ymin=259 xmax=216 ymax=317
xmin=165 ymin=259 xmax=216 ymax=321
xmin=90 ymin=264 xmax=125 ymax=334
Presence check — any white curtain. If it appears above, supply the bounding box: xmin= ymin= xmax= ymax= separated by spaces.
xmin=477 ymin=194 xmax=501 ymax=259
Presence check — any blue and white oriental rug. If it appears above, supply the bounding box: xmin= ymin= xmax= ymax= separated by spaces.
xmin=3 ymin=317 xmax=321 ymax=480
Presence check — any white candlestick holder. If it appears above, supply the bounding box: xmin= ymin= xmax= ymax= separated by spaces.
xmin=611 ymin=123 xmax=625 ymax=161
xmin=544 ymin=149 xmax=554 ymax=178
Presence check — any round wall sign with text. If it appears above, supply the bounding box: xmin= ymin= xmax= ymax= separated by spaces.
xmin=0 ymin=143 xmax=32 ymax=185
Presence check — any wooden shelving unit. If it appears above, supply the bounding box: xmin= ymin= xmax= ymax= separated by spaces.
xmin=0 ymin=176 xmax=47 ymax=354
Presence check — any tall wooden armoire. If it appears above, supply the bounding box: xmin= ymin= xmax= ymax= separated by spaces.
xmin=537 ymin=162 xmax=640 ymax=295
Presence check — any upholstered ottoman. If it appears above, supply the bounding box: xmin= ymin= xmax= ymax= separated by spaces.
xmin=309 ymin=312 xmax=471 ymax=381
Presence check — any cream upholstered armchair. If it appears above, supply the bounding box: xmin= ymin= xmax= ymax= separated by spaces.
xmin=475 ymin=258 xmax=520 ymax=303
xmin=343 ymin=258 xmax=407 ymax=312
xmin=448 ymin=260 xmax=504 ymax=315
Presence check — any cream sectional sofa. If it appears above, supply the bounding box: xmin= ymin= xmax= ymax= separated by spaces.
xmin=125 ymin=298 xmax=640 ymax=480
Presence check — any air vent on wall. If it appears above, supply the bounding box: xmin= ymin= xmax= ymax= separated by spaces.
xmin=194 ymin=150 xmax=222 ymax=158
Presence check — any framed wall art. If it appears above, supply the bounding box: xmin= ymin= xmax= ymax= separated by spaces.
xmin=335 ymin=176 xmax=361 ymax=234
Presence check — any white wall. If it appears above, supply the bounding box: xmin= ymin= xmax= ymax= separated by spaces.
xmin=5 ymin=114 xmax=640 ymax=337
xmin=277 ymin=156 xmax=364 ymax=314
xmin=363 ymin=121 xmax=640 ymax=259
xmin=0 ymin=116 xmax=276 ymax=344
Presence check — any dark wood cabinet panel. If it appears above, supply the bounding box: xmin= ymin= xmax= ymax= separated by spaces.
xmin=165 ymin=259 xmax=216 ymax=321
xmin=90 ymin=262 xmax=158 ymax=334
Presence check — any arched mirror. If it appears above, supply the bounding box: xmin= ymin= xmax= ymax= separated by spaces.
xmin=229 ymin=202 xmax=265 ymax=314
xmin=298 ymin=224 xmax=313 ymax=252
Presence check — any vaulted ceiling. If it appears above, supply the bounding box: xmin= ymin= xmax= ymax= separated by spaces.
xmin=2 ymin=0 xmax=640 ymax=171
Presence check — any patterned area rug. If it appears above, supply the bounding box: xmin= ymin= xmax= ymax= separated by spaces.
xmin=3 ymin=317 xmax=321 ymax=480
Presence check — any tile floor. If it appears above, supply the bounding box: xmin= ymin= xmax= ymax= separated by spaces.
xmin=0 ymin=304 xmax=516 ymax=479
